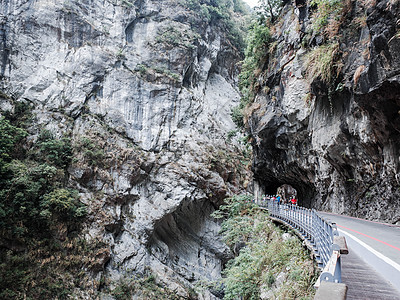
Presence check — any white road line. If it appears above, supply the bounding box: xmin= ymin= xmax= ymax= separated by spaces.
xmin=338 ymin=228 xmax=400 ymax=272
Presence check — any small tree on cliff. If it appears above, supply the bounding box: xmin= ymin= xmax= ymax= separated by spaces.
xmin=256 ymin=0 xmax=282 ymax=23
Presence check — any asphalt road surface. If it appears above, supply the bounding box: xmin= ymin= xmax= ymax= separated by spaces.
xmin=319 ymin=211 xmax=400 ymax=299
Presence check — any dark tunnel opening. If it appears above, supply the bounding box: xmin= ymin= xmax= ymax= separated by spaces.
xmin=258 ymin=179 xmax=317 ymax=208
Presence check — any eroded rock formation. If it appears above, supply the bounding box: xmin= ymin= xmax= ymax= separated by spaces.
xmin=249 ymin=0 xmax=400 ymax=224
xmin=0 ymin=0 xmax=250 ymax=297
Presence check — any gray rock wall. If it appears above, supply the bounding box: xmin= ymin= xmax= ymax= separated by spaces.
xmin=0 ymin=0 xmax=250 ymax=297
xmin=249 ymin=0 xmax=400 ymax=224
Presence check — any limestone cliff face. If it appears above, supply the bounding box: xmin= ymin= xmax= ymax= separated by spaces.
xmin=0 ymin=0 xmax=249 ymax=298
xmin=249 ymin=0 xmax=400 ymax=224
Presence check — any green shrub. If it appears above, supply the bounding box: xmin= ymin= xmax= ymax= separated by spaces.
xmin=41 ymin=188 xmax=87 ymax=221
xmin=213 ymin=195 xmax=318 ymax=299
xmin=233 ymin=0 xmax=247 ymax=13
xmin=304 ymin=42 xmax=340 ymax=84
xmin=234 ymin=20 xmax=271 ymax=128
xmin=226 ymin=130 xmax=237 ymax=142
xmin=155 ymin=26 xmax=200 ymax=50
xmin=0 ymin=108 xmax=92 ymax=300
xmin=135 ymin=64 xmax=148 ymax=76
xmin=231 ymin=106 xmax=245 ymax=129
xmin=183 ymin=0 xmax=228 ymax=22
xmin=181 ymin=0 xmax=248 ymax=50
xmin=110 ymin=275 xmax=182 ymax=300
xmin=112 ymin=280 xmax=133 ymax=300
xmin=0 ymin=161 xmax=59 ymax=237
xmin=244 ymin=20 xmax=271 ymax=69
xmin=257 ymin=0 xmax=283 ymax=23
xmin=0 ymin=159 xmax=86 ymax=238
xmin=76 ymin=137 xmax=106 ymax=167
xmin=37 ymin=130 xmax=72 ymax=168
xmin=212 ymin=194 xmax=254 ymax=220
xmin=310 ymin=0 xmax=344 ymax=33
xmin=212 ymin=194 xmax=257 ymax=246
xmin=223 ymin=247 xmax=261 ymax=300
xmin=0 ymin=117 xmax=27 ymax=170
xmin=2 ymin=101 xmax=33 ymax=127
xmin=0 ymin=123 xmax=85 ymax=239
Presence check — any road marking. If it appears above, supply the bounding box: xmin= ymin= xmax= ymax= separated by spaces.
xmin=337 ymin=224 xmax=400 ymax=252
xmin=321 ymin=211 xmax=400 ymax=227
xmin=338 ymin=228 xmax=400 ymax=272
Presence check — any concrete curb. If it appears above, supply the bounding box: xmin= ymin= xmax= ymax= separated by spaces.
xmin=314 ymin=281 xmax=347 ymax=300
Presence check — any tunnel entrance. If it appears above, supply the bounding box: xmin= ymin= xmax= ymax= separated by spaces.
xmin=277 ymin=184 xmax=297 ymax=202
xmin=257 ymin=178 xmax=316 ymax=208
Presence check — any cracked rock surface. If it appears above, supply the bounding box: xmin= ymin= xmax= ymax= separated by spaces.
xmin=0 ymin=0 xmax=250 ymax=298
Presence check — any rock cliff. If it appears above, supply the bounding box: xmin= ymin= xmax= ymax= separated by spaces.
xmin=249 ymin=0 xmax=400 ymax=224
xmin=0 ymin=0 xmax=250 ymax=298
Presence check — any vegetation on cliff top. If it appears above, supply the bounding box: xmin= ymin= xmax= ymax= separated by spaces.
xmin=179 ymin=0 xmax=251 ymax=51
xmin=212 ymin=195 xmax=318 ymax=299
xmin=232 ymin=0 xmax=363 ymax=128
xmin=233 ymin=16 xmax=272 ymax=128
xmin=232 ymin=1 xmax=280 ymax=128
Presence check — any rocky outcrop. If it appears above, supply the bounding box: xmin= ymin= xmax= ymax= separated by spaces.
xmin=249 ymin=0 xmax=400 ymax=224
xmin=0 ymin=0 xmax=250 ymax=298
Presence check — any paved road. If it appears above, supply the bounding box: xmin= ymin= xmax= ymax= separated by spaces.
xmin=341 ymin=245 xmax=400 ymax=299
xmin=319 ymin=211 xmax=400 ymax=297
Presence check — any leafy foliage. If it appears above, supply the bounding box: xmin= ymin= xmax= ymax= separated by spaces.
xmin=1 ymin=101 xmax=33 ymax=128
xmin=0 ymin=121 xmax=84 ymax=239
xmin=0 ymin=104 xmax=92 ymax=299
xmin=155 ymin=25 xmax=200 ymax=50
xmin=233 ymin=18 xmax=271 ymax=128
xmin=232 ymin=0 xmax=247 ymax=13
xmin=110 ymin=275 xmax=185 ymax=300
xmin=239 ymin=19 xmax=271 ymax=90
xmin=244 ymin=20 xmax=272 ymax=68
xmin=181 ymin=0 xmax=249 ymax=51
xmin=36 ymin=130 xmax=73 ymax=168
xmin=1 ymin=161 xmax=59 ymax=237
xmin=41 ymin=188 xmax=87 ymax=221
xmin=224 ymin=247 xmax=260 ymax=299
xmin=309 ymin=0 xmax=350 ymax=38
xmin=213 ymin=195 xmax=318 ymax=299
xmin=0 ymin=238 xmax=108 ymax=300
xmin=75 ymin=137 xmax=106 ymax=167
xmin=231 ymin=105 xmax=245 ymax=128
xmin=304 ymin=42 xmax=340 ymax=83
xmin=256 ymin=0 xmax=283 ymax=23
xmin=212 ymin=194 xmax=257 ymax=246
xmin=0 ymin=117 xmax=27 ymax=170
xmin=183 ymin=0 xmax=230 ymax=23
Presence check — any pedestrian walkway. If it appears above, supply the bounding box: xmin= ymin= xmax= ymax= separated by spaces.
xmin=341 ymin=247 xmax=400 ymax=299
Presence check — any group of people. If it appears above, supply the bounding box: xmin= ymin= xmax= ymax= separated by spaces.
xmin=261 ymin=194 xmax=298 ymax=205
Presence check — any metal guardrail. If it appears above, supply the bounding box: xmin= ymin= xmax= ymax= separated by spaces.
xmin=255 ymin=199 xmax=347 ymax=286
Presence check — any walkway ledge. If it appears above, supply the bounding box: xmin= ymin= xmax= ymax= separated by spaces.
xmin=314 ymin=281 xmax=348 ymax=300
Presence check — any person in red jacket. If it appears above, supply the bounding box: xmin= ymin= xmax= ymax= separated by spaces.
xmin=291 ymin=197 xmax=297 ymax=205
